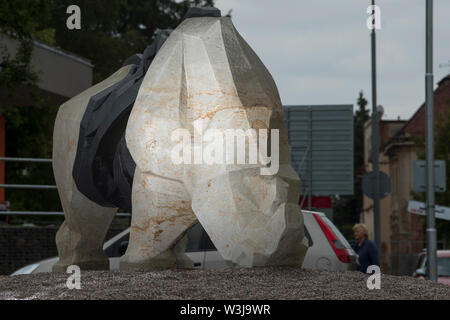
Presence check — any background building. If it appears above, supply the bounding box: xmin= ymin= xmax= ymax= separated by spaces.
xmin=363 ymin=74 xmax=450 ymax=275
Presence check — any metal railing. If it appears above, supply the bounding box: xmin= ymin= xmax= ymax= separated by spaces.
xmin=0 ymin=211 xmax=131 ymax=216
xmin=0 ymin=184 xmax=57 ymax=190
xmin=0 ymin=157 xmax=131 ymax=217
xmin=0 ymin=157 xmax=52 ymax=163
xmin=0 ymin=157 xmax=56 ymax=190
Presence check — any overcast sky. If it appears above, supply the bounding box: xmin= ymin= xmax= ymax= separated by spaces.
xmin=214 ymin=0 xmax=450 ymax=120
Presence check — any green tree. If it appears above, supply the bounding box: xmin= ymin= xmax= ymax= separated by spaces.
xmin=333 ymin=90 xmax=370 ymax=240
xmin=0 ymin=0 xmax=55 ymax=92
xmin=354 ymin=91 xmax=370 ymax=170
xmin=0 ymin=0 xmax=54 ymax=39
xmin=48 ymin=0 xmax=214 ymax=83
xmin=353 ymin=90 xmax=370 ymax=221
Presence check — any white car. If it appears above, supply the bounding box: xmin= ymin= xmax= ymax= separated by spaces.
xmin=11 ymin=210 xmax=358 ymax=275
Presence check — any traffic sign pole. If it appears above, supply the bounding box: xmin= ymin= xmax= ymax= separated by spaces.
xmin=425 ymin=0 xmax=437 ymax=282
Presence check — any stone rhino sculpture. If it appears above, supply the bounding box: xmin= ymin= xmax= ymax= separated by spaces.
xmin=52 ymin=7 xmax=308 ymax=272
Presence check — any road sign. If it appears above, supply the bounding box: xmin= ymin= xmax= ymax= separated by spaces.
xmin=362 ymin=171 xmax=391 ymax=199
xmin=413 ymin=160 xmax=446 ymax=192
xmin=283 ymin=105 xmax=354 ymax=196
xmin=408 ymin=200 xmax=450 ymax=221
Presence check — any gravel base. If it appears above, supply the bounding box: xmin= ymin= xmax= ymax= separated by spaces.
xmin=1 ymin=267 xmax=450 ymax=300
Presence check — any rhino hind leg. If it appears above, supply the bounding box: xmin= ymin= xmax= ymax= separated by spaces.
xmin=52 ymin=184 xmax=117 ymax=272
xmin=119 ymin=168 xmax=197 ymax=271
xmin=51 ymin=65 xmax=135 ymax=272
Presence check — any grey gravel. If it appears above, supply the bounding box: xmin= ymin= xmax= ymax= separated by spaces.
xmin=1 ymin=267 xmax=450 ymax=300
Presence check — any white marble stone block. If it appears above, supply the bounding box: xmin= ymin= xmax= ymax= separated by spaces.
xmin=122 ymin=16 xmax=308 ymax=269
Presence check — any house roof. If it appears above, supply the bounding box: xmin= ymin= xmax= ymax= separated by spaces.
xmin=382 ymin=74 xmax=450 ymax=153
xmin=33 ymin=40 xmax=94 ymax=68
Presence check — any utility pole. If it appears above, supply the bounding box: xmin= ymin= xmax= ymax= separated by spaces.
xmin=425 ymin=0 xmax=437 ymax=281
xmin=370 ymin=0 xmax=381 ymax=252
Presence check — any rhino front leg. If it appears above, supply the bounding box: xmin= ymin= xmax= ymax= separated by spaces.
xmin=120 ymin=168 xmax=198 ymax=271
xmin=189 ymin=164 xmax=308 ymax=267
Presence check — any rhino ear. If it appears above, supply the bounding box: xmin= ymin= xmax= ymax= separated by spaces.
xmin=122 ymin=29 xmax=173 ymax=68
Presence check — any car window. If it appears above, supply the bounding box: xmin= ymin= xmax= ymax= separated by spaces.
xmin=104 ymin=224 xmax=212 ymax=256
xmin=200 ymin=229 xmax=216 ymax=251
xmin=186 ymin=223 xmax=216 ymax=252
xmin=304 ymin=225 xmax=313 ymax=247
xmin=437 ymin=257 xmax=450 ymax=277
xmin=186 ymin=223 xmax=205 ymax=252
xmin=106 ymin=222 xmax=314 ymax=255
xmin=105 ymin=233 xmax=130 ymax=258
xmin=189 ymin=223 xmax=313 ymax=251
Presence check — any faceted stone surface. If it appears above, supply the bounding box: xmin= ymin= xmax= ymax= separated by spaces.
xmin=123 ymin=16 xmax=308 ymax=269
xmin=51 ymin=67 xmax=132 ymax=271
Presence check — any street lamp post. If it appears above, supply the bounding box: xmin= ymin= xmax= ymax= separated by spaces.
xmin=370 ymin=0 xmax=381 ymax=253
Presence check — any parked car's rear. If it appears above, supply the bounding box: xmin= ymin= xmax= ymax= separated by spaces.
xmin=301 ymin=210 xmax=358 ymax=271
